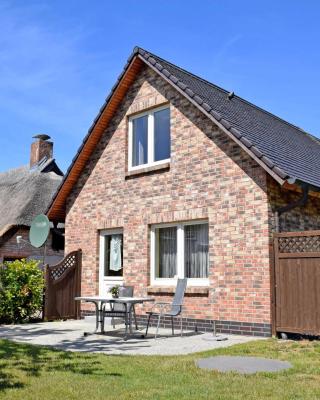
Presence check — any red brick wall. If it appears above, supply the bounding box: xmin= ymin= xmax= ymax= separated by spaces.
xmin=0 ymin=227 xmax=63 ymax=265
xmin=30 ymin=139 xmax=53 ymax=168
xmin=65 ymin=65 xmax=272 ymax=325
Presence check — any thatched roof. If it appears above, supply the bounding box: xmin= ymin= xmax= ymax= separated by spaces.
xmin=0 ymin=159 xmax=63 ymax=237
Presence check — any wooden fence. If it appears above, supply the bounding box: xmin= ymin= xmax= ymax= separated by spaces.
xmin=273 ymin=231 xmax=320 ymax=336
xmin=44 ymin=249 xmax=82 ymax=320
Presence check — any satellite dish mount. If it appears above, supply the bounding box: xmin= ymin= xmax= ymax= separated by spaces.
xmin=29 ymin=214 xmax=50 ymax=266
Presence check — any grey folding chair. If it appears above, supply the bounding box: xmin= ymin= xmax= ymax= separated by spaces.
xmin=102 ymin=286 xmax=138 ymax=331
xmin=145 ymin=278 xmax=187 ymax=338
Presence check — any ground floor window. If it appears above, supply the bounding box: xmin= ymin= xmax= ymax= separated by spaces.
xmin=3 ymin=256 xmax=25 ymax=263
xmin=151 ymin=221 xmax=209 ymax=286
xmin=99 ymin=229 xmax=123 ymax=280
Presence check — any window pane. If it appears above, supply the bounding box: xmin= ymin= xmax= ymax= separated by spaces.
xmin=132 ymin=115 xmax=148 ymax=166
xmin=184 ymin=224 xmax=208 ymax=278
xmin=155 ymin=226 xmax=177 ymax=278
xmin=154 ymin=108 xmax=170 ymax=162
xmin=104 ymin=234 xmax=123 ymax=277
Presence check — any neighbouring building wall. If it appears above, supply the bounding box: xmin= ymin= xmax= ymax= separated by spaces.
xmin=65 ymin=65 xmax=272 ymax=336
xmin=267 ymin=176 xmax=320 ymax=233
xmin=0 ymin=227 xmax=63 ymax=265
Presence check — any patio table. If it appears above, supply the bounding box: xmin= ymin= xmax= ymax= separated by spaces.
xmin=75 ymin=296 xmax=154 ymax=340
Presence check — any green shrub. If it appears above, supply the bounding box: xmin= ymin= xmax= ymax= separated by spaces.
xmin=0 ymin=259 xmax=44 ymax=323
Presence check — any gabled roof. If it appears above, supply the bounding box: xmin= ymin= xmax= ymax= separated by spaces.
xmin=0 ymin=159 xmax=63 ymax=237
xmin=144 ymin=50 xmax=320 ymax=187
xmin=47 ymin=46 xmax=320 ymax=221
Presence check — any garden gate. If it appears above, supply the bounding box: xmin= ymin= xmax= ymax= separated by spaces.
xmin=273 ymin=231 xmax=320 ymax=336
xmin=44 ymin=249 xmax=82 ymax=320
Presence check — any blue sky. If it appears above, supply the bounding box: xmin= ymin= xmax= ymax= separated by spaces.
xmin=1 ymin=0 xmax=320 ymax=173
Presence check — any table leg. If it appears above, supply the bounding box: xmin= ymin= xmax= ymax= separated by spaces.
xmin=133 ymin=305 xmax=139 ymax=330
xmin=129 ymin=304 xmax=133 ymax=334
xmin=96 ymin=302 xmax=100 ymax=332
xmin=100 ymin=304 xmax=105 ymax=334
xmin=124 ymin=303 xmax=128 ymax=341
xmin=84 ymin=301 xmax=101 ymax=336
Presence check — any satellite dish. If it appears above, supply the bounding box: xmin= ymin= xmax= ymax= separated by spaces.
xmin=29 ymin=214 xmax=50 ymax=248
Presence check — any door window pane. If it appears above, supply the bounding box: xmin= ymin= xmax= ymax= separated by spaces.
xmin=104 ymin=234 xmax=123 ymax=277
xmin=132 ymin=115 xmax=148 ymax=166
xmin=155 ymin=226 xmax=177 ymax=278
xmin=184 ymin=224 xmax=208 ymax=278
xmin=154 ymin=108 xmax=170 ymax=161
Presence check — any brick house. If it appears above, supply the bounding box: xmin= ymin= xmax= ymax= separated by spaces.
xmin=0 ymin=136 xmax=64 ymax=265
xmin=47 ymin=48 xmax=320 ymax=336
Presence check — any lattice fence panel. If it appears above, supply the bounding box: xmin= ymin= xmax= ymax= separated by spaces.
xmin=278 ymin=235 xmax=320 ymax=253
xmin=50 ymin=253 xmax=77 ymax=280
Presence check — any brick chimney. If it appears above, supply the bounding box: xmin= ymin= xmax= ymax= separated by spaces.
xmin=30 ymin=134 xmax=53 ymax=168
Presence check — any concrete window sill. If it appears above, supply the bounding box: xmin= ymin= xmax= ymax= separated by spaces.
xmin=125 ymin=162 xmax=170 ymax=178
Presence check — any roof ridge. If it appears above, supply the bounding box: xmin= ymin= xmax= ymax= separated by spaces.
xmin=139 ymin=47 xmax=312 ymax=136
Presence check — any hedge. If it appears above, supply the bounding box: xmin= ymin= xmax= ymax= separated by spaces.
xmin=0 ymin=259 xmax=44 ymax=323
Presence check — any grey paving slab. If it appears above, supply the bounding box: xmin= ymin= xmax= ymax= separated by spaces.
xmin=0 ymin=320 xmax=262 ymax=356
xmin=196 ymin=355 xmax=292 ymax=374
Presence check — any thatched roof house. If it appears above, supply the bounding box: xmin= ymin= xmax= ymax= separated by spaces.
xmin=0 ymin=136 xmax=63 ymax=263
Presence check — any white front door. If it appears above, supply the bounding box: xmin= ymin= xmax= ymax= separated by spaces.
xmin=99 ymin=229 xmax=124 ymax=296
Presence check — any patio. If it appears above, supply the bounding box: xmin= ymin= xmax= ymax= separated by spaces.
xmin=0 ymin=319 xmax=260 ymax=355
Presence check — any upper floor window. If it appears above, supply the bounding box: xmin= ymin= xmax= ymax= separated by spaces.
xmin=128 ymin=105 xmax=170 ymax=171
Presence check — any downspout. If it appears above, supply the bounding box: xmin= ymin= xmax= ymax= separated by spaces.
xmin=274 ymin=182 xmax=310 ymax=232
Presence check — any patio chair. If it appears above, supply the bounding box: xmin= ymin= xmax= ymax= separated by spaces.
xmin=145 ymin=278 xmax=187 ymax=339
xmin=102 ymin=286 xmax=138 ymax=331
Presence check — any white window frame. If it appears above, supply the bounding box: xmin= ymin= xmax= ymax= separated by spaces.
xmin=99 ymin=228 xmax=124 ymax=295
xmin=128 ymin=105 xmax=170 ymax=171
xmin=150 ymin=220 xmax=209 ymax=287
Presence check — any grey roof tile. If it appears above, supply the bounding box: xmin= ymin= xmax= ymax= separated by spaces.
xmin=230 ymin=127 xmax=242 ymax=139
xmin=210 ymin=110 xmax=222 ymax=121
xmin=220 ymin=119 xmax=231 ymax=130
xmin=185 ymin=88 xmax=195 ymax=97
xmin=162 ymin=69 xmax=170 ymax=78
xmin=261 ymin=156 xmax=274 ymax=168
xmin=170 ymin=75 xmax=179 ymax=84
xmin=142 ymin=48 xmax=320 ymax=187
xmin=202 ymin=102 xmax=212 ymax=112
xmin=240 ymin=137 xmax=253 ymax=148
xmin=194 ymin=95 xmax=203 ymax=105
xmin=273 ymin=166 xmax=288 ymax=179
xmin=251 ymin=146 xmax=263 ymax=158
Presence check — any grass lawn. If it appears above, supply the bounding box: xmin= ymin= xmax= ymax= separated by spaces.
xmin=1 ymin=338 xmax=320 ymax=400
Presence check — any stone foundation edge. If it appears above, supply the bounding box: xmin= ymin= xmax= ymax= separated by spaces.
xmin=81 ymin=311 xmax=271 ymax=337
